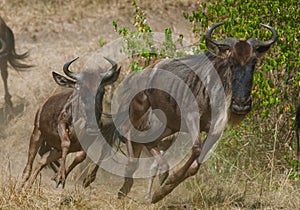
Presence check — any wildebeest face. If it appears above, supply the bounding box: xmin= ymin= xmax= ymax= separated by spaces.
xmin=230 ymin=41 xmax=257 ymax=115
xmin=75 ymin=72 xmax=102 ymax=126
xmin=205 ymin=23 xmax=278 ymax=115
xmin=52 ymin=57 xmax=120 ymax=128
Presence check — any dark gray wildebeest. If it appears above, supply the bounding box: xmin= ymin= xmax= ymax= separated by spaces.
xmin=94 ymin=23 xmax=278 ymax=203
xmin=20 ymin=57 xmax=120 ymax=189
xmin=0 ymin=17 xmax=32 ymax=119
xmin=296 ymin=105 xmax=300 ymax=164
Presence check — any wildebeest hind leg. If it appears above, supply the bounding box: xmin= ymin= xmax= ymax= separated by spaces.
xmin=0 ymin=61 xmax=13 ymax=118
xmin=20 ymin=110 xmax=43 ymax=189
xmin=27 ymin=149 xmax=61 ymax=189
xmin=65 ymin=151 xmax=87 ymax=179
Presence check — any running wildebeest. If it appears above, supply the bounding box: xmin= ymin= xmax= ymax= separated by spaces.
xmin=94 ymin=23 xmax=278 ymax=203
xmin=20 ymin=57 xmax=120 ymax=189
xmin=0 ymin=17 xmax=32 ymax=119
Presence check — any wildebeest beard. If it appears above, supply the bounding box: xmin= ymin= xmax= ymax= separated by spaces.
xmin=78 ymin=85 xmax=98 ymax=132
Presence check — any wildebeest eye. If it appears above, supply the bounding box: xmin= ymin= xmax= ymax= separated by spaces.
xmin=252 ymin=57 xmax=258 ymax=64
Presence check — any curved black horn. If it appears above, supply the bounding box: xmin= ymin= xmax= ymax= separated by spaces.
xmin=0 ymin=38 xmax=6 ymax=54
xmin=104 ymin=57 xmax=117 ymax=71
xmin=63 ymin=57 xmax=80 ymax=80
xmin=205 ymin=23 xmax=238 ymax=48
xmin=248 ymin=24 xmax=278 ymax=47
xmin=258 ymin=23 xmax=278 ymax=46
xmin=100 ymin=57 xmax=117 ymax=78
xmin=102 ymin=67 xmax=121 ymax=86
xmin=101 ymin=57 xmax=120 ymax=86
xmin=206 ymin=22 xmax=224 ymax=41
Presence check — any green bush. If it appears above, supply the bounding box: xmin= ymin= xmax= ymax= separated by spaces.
xmin=113 ymin=0 xmax=186 ymax=71
xmin=183 ymin=0 xmax=299 ymax=178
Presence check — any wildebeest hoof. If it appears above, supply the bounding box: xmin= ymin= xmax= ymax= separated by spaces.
xmin=144 ymin=194 xmax=151 ymax=201
xmin=55 ymin=180 xmax=65 ymax=188
xmin=117 ymin=191 xmax=126 ymax=199
xmin=83 ymin=177 xmax=92 ymax=188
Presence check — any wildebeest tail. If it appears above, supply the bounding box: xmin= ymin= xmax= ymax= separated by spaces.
xmin=7 ymin=26 xmax=32 ymax=70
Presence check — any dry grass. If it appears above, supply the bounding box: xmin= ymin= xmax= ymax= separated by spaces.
xmin=0 ymin=0 xmax=299 ymax=209
xmin=1 ymin=159 xmax=299 ymax=209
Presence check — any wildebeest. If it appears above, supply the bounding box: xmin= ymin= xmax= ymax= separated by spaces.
xmin=296 ymin=105 xmax=300 ymax=162
xmin=20 ymin=57 xmax=120 ymax=189
xmin=95 ymin=23 xmax=278 ymax=203
xmin=0 ymin=17 xmax=32 ymax=119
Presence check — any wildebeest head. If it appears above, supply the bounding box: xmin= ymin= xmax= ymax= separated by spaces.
xmin=53 ymin=57 xmax=120 ymax=128
xmin=206 ymin=23 xmax=278 ymax=115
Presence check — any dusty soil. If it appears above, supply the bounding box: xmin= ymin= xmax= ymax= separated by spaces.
xmin=0 ymin=0 xmax=200 ymax=209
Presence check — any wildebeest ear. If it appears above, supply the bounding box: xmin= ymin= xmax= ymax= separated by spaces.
xmin=52 ymin=72 xmax=75 ymax=88
xmin=254 ymin=45 xmax=271 ymax=58
xmin=206 ymin=39 xmax=230 ymax=57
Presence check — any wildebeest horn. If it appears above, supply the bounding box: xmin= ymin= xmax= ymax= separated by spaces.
xmin=205 ymin=23 xmax=238 ymax=49
xmin=0 ymin=38 xmax=6 ymax=54
xmin=247 ymin=24 xmax=278 ymax=48
xmin=63 ymin=57 xmax=80 ymax=80
xmin=206 ymin=22 xmax=224 ymax=40
xmin=103 ymin=57 xmax=117 ymax=71
xmin=101 ymin=57 xmax=120 ymax=86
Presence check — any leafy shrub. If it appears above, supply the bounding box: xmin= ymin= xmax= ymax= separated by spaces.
xmin=183 ymin=0 xmax=299 ymax=178
xmin=113 ymin=0 xmax=186 ymax=71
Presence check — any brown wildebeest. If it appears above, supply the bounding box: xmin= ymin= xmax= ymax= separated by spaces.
xmin=0 ymin=17 xmax=32 ymax=119
xmin=94 ymin=23 xmax=278 ymax=203
xmin=60 ymin=74 xmax=175 ymax=197
xmin=20 ymin=57 xmax=120 ymax=189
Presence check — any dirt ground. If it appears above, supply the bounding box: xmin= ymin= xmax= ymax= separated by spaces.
xmin=0 ymin=0 xmax=202 ymax=209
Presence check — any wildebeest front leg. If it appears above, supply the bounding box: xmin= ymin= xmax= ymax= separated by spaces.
xmin=145 ymin=161 xmax=158 ymax=200
xmin=56 ymin=118 xmax=71 ymax=188
xmin=145 ymin=133 xmax=176 ymax=199
xmin=151 ymin=141 xmax=202 ymax=203
xmin=148 ymin=147 xmax=169 ymax=184
xmin=144 ymin=147 xmax=169 ymax=200
xmin=83 ymin=137 xmax=112 ymax=187
xmin=118 ymin=140 xmax=143 ymax=198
